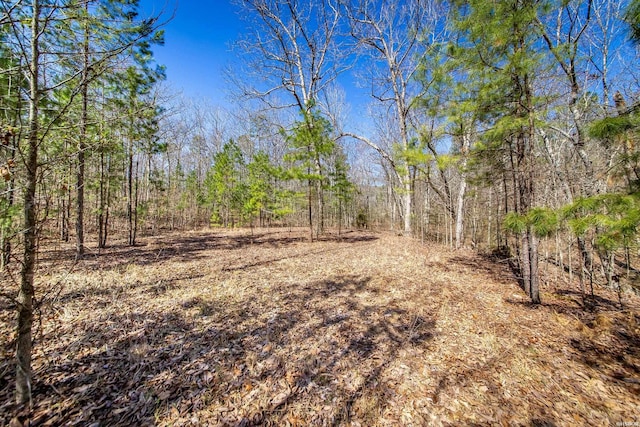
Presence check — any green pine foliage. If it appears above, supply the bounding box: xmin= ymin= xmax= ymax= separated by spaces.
xmin=589 ymin=116 xmax=637 ymax=141
xmin=328 ymin=149 xmax=355 ymax=205
xmin=564 ymin=193 xmax=640 ymax=253
xmin=244 ymin=151 xmax=274 ymax=227
xmin=503 ymin=207 xmax=560 ymax=238
xmin=204 ymin=140 xmax=247 ymax=227
xmin=285 ymin=107 xmax=336 ymax=183
xmin=626 ymin=0 xmax=640 ymax=43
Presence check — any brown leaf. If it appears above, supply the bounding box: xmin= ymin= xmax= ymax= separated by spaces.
xmin=157 ymin=390 xmax=171 ymax=401
xmin=271 ymin=391 xmax=291 ymax=408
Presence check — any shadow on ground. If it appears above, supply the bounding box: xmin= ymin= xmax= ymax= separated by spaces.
xmin=2 ymin=274 xmax=435 ymax=425
xmin=37 ymin=230 xmax=379 ymax=271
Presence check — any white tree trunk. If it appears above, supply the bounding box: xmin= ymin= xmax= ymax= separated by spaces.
xmin=455 ymin=133 xmax=471 ymax=249
xmin=403 ymin=181 xmax=412 ymax=235
xmin=455 ymin=178 xmax=467 ymax=249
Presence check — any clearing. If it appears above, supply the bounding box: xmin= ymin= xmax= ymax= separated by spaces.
xmin=1 ymin=229 xmax=639 ymax=426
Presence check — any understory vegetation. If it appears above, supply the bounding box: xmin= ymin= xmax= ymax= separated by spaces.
xmin=1 ymin=229 xmax=639 ymax=425
xmin=1 ymin=0 xmax=640 ymax=419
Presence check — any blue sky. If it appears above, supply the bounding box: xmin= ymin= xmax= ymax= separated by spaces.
xmin=138 ymin=0 xmax=373 ymax=119
xmin=139 ymin=1 xmax=245 ymax=103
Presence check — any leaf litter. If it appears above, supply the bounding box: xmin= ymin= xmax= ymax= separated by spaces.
xmin=1 ymin=228 xmax=639 ymax=426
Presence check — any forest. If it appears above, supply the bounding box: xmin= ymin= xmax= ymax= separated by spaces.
xmin=1 ymin=0 xmax=640 ymax=424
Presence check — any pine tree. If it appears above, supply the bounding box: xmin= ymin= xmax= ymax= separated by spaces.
xmin=112 ymin=48 xmax=165 ymax=245
xmin=451 ymin=0 xmax=544 ymax=303
xmin=0 ymin=23 xmax=24 ymax=269
xmin=205 ymin=140 xmax=246 ymax=228
xmin=625 ymin=0 xmax=640 ymax=42
xmin=245 ymin=151 xmax=275 ymax=230
xmin=286 ymin=107 xmax=335 ymax=240
xmin=328 ymin=147 xmax=355 ymax=235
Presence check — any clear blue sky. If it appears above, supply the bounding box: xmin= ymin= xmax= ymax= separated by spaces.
xmin=139 ymin=0 xmax=372 ymax=118
xmin=139 ymin=0 xmax=245 ymax=103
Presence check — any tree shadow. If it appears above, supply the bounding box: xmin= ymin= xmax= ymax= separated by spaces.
xmin=569 ymin=311 xmax=640 ymax=396
xmin=504 ymin=288 xmax=623 ymax=321
xmin=2 ymin=272 xmax=436 ymax=425
xmin=504 ymin=291 xmax=640 ymax=405
xmin=317 ymin=232 xmax=380 ymax=244
xmin=446 ymin=253 xmax=517 ymax=286
xmin=55 ymin=272 xmax=207 ymax=306
xmin=37 ymin=230 xmax=378 ymax=272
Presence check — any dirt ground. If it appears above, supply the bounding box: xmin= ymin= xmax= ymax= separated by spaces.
xmin=1 ymin=228 xmax=639 ymax=426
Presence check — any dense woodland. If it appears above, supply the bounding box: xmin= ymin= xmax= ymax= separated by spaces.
xmin=1 ymin=0 xmax=640 ymax=412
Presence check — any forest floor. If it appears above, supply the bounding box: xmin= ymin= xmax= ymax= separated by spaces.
xmin=1 ymin=228 xmax=640 ymax=426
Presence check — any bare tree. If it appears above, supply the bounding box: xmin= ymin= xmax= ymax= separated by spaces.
xmin=340 ymin=0 xmax=444 ymax=236
xmin=233 ymin=0 xmax=343 ymax=113
xmin=234 ymin=0 xmax=345 ymax=239
xmin=587 ymin=0 xmax=628 ymax=106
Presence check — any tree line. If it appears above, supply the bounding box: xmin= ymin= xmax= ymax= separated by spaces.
xmin=1 ymin=0 xmax=640 ymax=407
xmin=231 ymin=0 xmax=640 ymax=308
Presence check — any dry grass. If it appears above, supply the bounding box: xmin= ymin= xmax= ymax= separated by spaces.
xmin=1 ymin=228 xmax=639 ymax=426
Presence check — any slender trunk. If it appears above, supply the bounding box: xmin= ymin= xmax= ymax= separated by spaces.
xmin=338 ymin=198 xmax=342 ymax=236
xmin=65 ymin=176 xmax=71 ymax=241
xmin=520 ymin=231 xmax=531 ymax=296
xmin=308 ymin=177 xmax=313 ymax=242
xmin=316 ymin=179 xmax=323 ymax=237
xmin=102 ymin=156 xmax=111 ymax=248
xmin=75 ymin=3 xmax=89 ymax=259
xmin=455 ymin=132 xmax=471 ymax=249
xmin=487 ymin=188 xmax=493 ymax=247
xmin=60 ymin=189 xmax=66 ymax=241
xmin=16 ymin=0 xmax=40 ymax=404
xmin=60 ymin=160 xmax=70 ymax=242
xmin=133 ymin=160 xmax=139 ymax=244
xmin=2 ymin=135 xmax=16 ymax=269
xmin=314 ymin=152 xmax=324 ymax=238
xmin=403 ymin=180 xmax=411 ymax=236
xmin=579 ymin=243 xmax=586 ymax=304
xmin=525 ymin=69 xmax=540 ymax=304
xmin=455 ymin=179 xmax=467 ymax=249
xmin=128 ymin=141 xmax=134 ymax=245
xmin=529 ymin=229 xmax=540 ymax=304
xmin=75 ymin=111 xmax=86 ymax=255
xmin=98 ymin=150 xmax=104 ymax=248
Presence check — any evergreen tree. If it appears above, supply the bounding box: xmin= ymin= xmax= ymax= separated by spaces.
xmin=451 ymin=0 xmax=544 ymax=303
xmin=625 ymin=0 xmax=640 ymax=42
xmin=111 ymin=46 xmax=165 ymax=245
xmin=0 ymin=23 xmax=24 ymax=269
xmin=244 ymin=151 xmax=275 ymax=229
xmin=328 ymin=147 xmax=355 ymax=235
xmin=205 ymin=140 xmax=246 ymax=228
xmin=286 ymin=107 xmax=335 ymax=240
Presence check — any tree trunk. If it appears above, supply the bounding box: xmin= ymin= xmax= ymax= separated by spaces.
xmin=315 ymin=174 xmax=324 ymax=237
xmin=455 ymin=178 xmax=467 ymax=249
xmin=102 ymin=156 xmax=111 ymax=248
xmin=75 ymin=1 xmax=89 ymax=260
xmin=520 ymin=231 xmax=531 ymax=296
xmin=133 ymin=160 xmax=139 ymax=245
xmin=524 ymin=69 xmax=540 ymax=304
xmin=403 ymin=180 xmax=412 ymax=236
xmin=16 ymin=0 xmax=40 ymax=404
xmin=2 ymin=134 xmax=17 ymax=269
xmin=98 ymin=151 xmax=111 ymax=248
xmin=307 ymin=176 xmax=313 ymax=242
xmin=338 ymin=198 xmax=342 ymax=236
xmin=128 ymin=141 xmax=134 ymax=245
xmin=455 ymin=132 xmax=471 ymax=249
xmin=528 ymin=229 xmax=540 ymax=303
